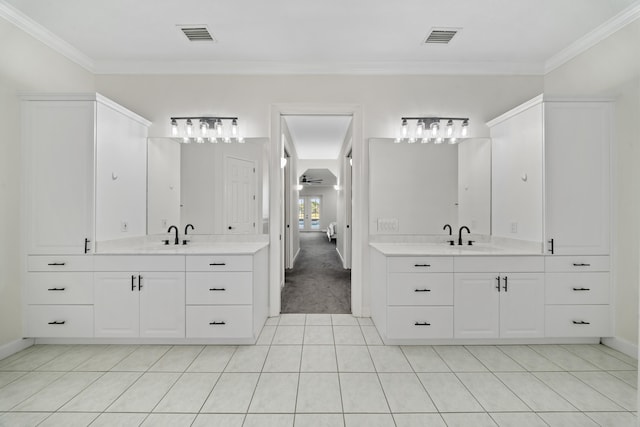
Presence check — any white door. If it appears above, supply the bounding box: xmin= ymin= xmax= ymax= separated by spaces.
xmin=225 ymin=156 xmax=256 ymax=234
xmin=499 ymin=273 xmax=545 ymax=338
xmin=454 ymin=273 xmax=500 ymax=339
xmin=545 ymin=102 xmax=611 ymax=255
xmin=139 ymin=272 xmax=185 ymax=338
xmin=94 ymin=272 xmax=139 ymax=338
xmin=24 ymin=100 xmax=95 ymax=254
xmin=298 ymin=196 xmax=322 ymax=231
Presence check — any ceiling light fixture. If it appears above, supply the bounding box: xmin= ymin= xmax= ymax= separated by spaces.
xmin=398 ymin=116 xmax=470 ymax=144
xmin=170 ymin=116 xmax=243 ymax=143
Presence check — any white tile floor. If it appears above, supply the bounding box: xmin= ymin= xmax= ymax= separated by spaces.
xmin=0 ymin=314 xmax=637 ymax=427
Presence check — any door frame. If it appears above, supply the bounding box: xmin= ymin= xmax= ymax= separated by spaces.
xmin=270 ymin=104 xmax=365 ymax=317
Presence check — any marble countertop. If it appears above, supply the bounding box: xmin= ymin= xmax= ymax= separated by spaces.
xmin=369 ymin=242 xmax=543 ymax=256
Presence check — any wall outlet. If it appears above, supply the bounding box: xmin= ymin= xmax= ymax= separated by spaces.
xmin=120 ymin=221 xmax=128 ymax=232
xmin=377 ymin=218 xmax=399 ymax=233
xmin=510 ymin=222 xmax=518 ymax=233
xmin=161 ymin=219 xmax=168 ymax=228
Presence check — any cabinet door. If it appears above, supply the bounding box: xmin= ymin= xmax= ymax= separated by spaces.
xmin=139 ymin=272 xmax=185 ymax=338
xmin=499 ymin=273 xmax=545 ymax=338
xmin=23 ymin=101 xmax=95 ymax=254
xmin=454 ymin=273 xmax=500 ymax=339
xmin=545 ymin=102 xmax=611 ymax=255
xmin=94 ymin=272 xmax=139 ymax=337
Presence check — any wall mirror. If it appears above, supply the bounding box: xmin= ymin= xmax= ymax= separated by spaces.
xmin=368 ymin=137 xmax=491 ymax=236
xmin=147 ymin=137 xmax=270 ymax=235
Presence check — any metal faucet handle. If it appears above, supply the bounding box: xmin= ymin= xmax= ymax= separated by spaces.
xmin=467 ymin=240 xmax=474 ymax=246
xmin=162 ymin=239 xmax=170 ymax=245
xmin=182 ymin=239 xmax=190 ymax=245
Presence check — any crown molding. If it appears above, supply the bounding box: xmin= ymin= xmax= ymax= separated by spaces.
xmin=544 ymin=0 xmax=640 ymax=73
xmin=93 ymin=59 xmax=544 ymax=76
xmin=0 ymin=0 xmax=95 ymax=72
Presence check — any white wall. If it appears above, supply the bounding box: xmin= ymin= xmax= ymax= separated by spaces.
xmin=458 ymin=138 xmax=491 ymax=235
xmin=544 ymin=19 xmax=640 ymax=346
xmin=0 ymin=17 xmax=95 ymax=347
xmin=298 ymin=159 xmax=339 ymax=181
xmin=490 ymin=103 xmax=544 ymax=243
xmin=369 ymin=139 xmax=458 ymax=235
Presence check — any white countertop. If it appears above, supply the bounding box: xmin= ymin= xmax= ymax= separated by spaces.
xmin=96 ymin=236 xmax=269 ymax=255
xmin=370 ymin=242 xmax=542 ymax=256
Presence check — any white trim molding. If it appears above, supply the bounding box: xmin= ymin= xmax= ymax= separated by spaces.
xmin=0 ymin=0 xmax=95 ymax=72
xmin=0 ymin=338 xmax=34 ymax=361
xmin=545 ymin=0 xmax=640 ymax=73
xmin=601 ymin=336 xmax=639 ymax=359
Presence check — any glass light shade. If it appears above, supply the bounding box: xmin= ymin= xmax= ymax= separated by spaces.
xmin=461 ymin=120 xmax=469 ymax=137
xmin=416 ymin=120 xmax=424 ymax=138
xmin=171 ymin=119 xmax=178 ymax=136
xmin=401 ymin=119 xmax=408 ymax=138
xmin=200 ymin=120 xmax=208 ymax=136
xmin=215 ymin=120 xmax=223 ymax=137
xmin=185 ymin=119 xmax=193 ymax=136
xmin=231 ymin=119 xmax=238 ymax=137
xmin=446 ymin=120 xmax=454 ymax=137
xmin=430 ymin=122 xmax=440 ymax=137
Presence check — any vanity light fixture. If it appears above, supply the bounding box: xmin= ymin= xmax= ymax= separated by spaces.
xmin=397 ymin=116 xmax=469 ymax=144
xmin=170 ymin=116 xmax=243 ymax=143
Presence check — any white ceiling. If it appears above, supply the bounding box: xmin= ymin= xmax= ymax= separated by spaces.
xmin=284 ymin=115 xmax=352 ymax=160
xmin=300 ymin=169 xmax=337 ymax=186
xmin=2 ymin=0 xmax=638 ymax=74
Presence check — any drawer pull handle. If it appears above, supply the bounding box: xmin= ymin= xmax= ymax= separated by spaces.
xmin=131 ymin=275 xmax=136 ymax=291
xmin=414 ymin=289 xmax=431 ymax=293
xmin=209 ymin=321 xmax=226 ymax=325
xmin=414 ymin=322 xmax=431 ymax=326
xmin=47 ymin=262 xmax=66 ymax=266
xmin=572 ymin=263 xmax=591 ymax=267
xmin=572 ymin=287 xmax=591 ymax=291
xmin=414 ymin=264 xmax=431 ymax=267
xmin=572 ymin=320 xmax=590 ymax=325
xmin=209 ymin=288 xmax=226 ymax=291
xmin=209 ymin=263 xmax=226 ymax=266
xmin=47 ymin=287 xmax=66 ymax=291
xmin=48 ymin=321 xmax=65 ymax=325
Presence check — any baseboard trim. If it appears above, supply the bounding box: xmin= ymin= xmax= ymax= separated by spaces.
xmin=601 ymin=336 xmax=638 ymax=359
xmin=336 ymin=247 xmax=346 ymax=268
xmin=0 ymin=338 xmax=35 ymax=360
xmin=291 ymin=248 xmax=300 ymax=268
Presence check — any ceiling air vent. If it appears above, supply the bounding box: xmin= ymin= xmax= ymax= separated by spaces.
xmin=178 ymin=25 xmax=215 ymax=42
xmin=424 ymin=28 xmax=459 ymax=44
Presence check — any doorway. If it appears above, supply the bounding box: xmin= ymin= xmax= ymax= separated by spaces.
xmin=299 ymin=195 xmax=321 ymax=231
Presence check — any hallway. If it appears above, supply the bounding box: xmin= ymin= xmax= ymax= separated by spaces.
xmin=281 ymin=232 xmax=351 ymax=313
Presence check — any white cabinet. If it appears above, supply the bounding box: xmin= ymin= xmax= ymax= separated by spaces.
xmin=454 ymin=257 xmax=545 ymax=339
xmin=544 ymin=102 xmax=611 ymax=255
xmin=544 ymin=256 xmax=611 ymax=337
xmin=22 ymin=100 xmax=95 ymax=254
xmin=22 ymin=94 xmax=150 ymax=254
xmin=25 ymin=255 xmax=94 ymax=338
xmin=93 ymin=255 xmax=185 ymax=338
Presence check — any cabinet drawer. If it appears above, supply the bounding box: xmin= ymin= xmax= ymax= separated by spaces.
xmin=545 ymin=256 xmax=609 ymax=272
xmin=26 ymin=272 xmax=93 ymax=304
xmin=186 ymin=272 xmax=252 ymax=305
xmin=186 ymin=305 xmax=253 ymax=338
xmin=387 ymin=306 xmax=453 ymax=339
xmin=454 ymin=256 xmax=544 ymax=273
xmin=388 ymin=257 xmax=453 ymax=273
xmin=186 ymin=255 xmax=253 ymax=272
xmin=94 ymin=255 xmax=185 ymax=272
xmin=545 ymin=305 xmax=611 ymax=337
xmin=545 ymin=273 xmax=610 ymax=304
xmin=28 ymin=255 xmax=93 ymax=272
xmin=388 ymin=273 xmax=453 ymax=305
xmin=26 ymin=305 xmax=93 ymax=337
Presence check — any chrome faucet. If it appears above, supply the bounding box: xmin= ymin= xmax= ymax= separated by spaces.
xmin=458 ymin=226 xmax=470 ymax=246
xmin=167 ymin=225 xmax=179 ymax=245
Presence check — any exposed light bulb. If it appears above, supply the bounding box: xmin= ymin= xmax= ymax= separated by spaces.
xmin=416 ymin=120 xmax=425 ymax=138
xmin=182 ymin=137 xmax=190 ymax=144
xmin=196 ymin=137 xmax=204 ymax=144
xmin=446 ymin=120 xmax=454 ymax=137
xmin=461 ymin=120 xmax=469 ymax=137
xmin=231 ymin=119 xmax=238 ymax=137
xmin=210 ymin=137 xmax=219 ymax=144
xmin=224 ymin=137 xmax=231 ymax=143
xmin=430 ymin=121 xmax=440 ymax=137
xmin=401 ymin=119 xmax=408 ymax=138
xmin=448 ymin=137 xmax=458 ymax=144
xmin=408 ymin=137 xmax=416 ymax=144
xmin=185 ymin=119 xmax=193 ymax=136
xmin=200 ymin=120 xmax=208 ymax=136
xmin=171 ymin=119 xmax=178 ymax=136
xmin=435 ymin=136 xmax=443 ymax=144
xmin=421 ymin=138 xmax=429 ymax=144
